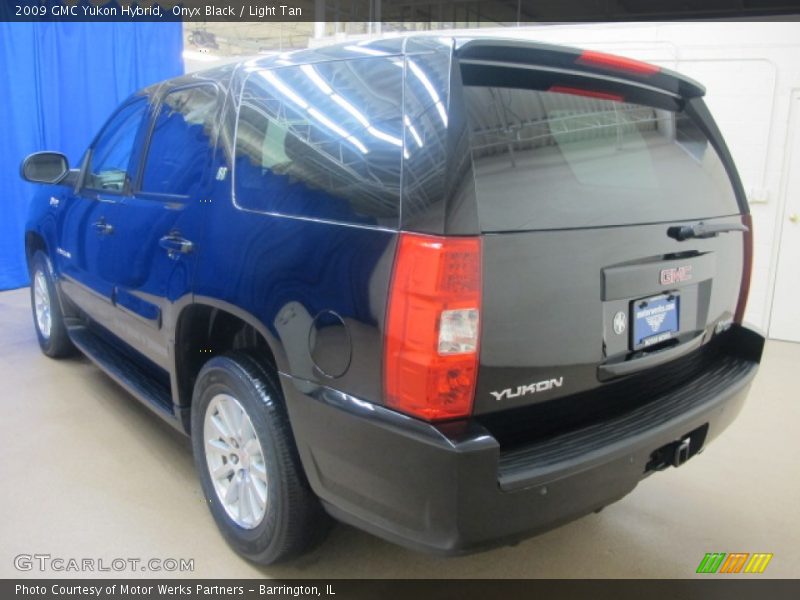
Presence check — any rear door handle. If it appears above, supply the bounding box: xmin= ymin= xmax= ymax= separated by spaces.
xmin=159 ymin=233 xmax=194 ymax=257
xmin=92 ymin=219 xmax=114 ymax=235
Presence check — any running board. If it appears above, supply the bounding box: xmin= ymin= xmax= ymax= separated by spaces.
xmin=67 ymin=325 xmax=181 ymax=431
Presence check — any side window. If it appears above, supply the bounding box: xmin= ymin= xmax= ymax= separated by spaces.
xmin=234 ymin=58 xmax=403 ymax=227
xmin=85 ymin=98 xmax=148 ymax=192
xmin=401 ymin=50 xmax=461 ymax=228
xmin=141 ymin=85 xmax=219 ymax=196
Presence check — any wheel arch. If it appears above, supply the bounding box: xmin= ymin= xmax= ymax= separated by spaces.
xmin=25 ymin=230 xmax=48 ymax=266
xmin=172 ymin=298 xmax=286 ymax=415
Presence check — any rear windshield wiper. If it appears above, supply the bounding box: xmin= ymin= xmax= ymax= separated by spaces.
xmin=667 ymin=221 xmax=749 ymax=242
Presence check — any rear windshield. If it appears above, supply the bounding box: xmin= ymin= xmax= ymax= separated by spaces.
xmin=462 ymin=84 xmax=740 ymax=232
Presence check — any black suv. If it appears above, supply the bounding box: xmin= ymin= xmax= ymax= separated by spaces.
xmin=21 ymin=36 xmax=764 ymax=563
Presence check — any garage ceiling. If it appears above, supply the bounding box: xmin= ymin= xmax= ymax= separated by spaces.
xmin=182 ymin=20 xmax=520 ymax=58
xmin=183 ymin=22 xmax=317 ymax=56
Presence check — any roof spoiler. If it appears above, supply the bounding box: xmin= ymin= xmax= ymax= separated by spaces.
xmin=454 ymin=39 xmax=705 ymax=100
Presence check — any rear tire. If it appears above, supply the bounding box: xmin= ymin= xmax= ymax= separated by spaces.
xmin=29 ymin=251 xmax=75 ymax=358
xmin=191 ymin=352 xmax=330 ymax=564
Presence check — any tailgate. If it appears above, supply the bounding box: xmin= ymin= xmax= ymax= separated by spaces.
xmin=454 ymin=47 xmax=750 ymax=419
xmin=476 ymin=217 xmax=746 ymax=415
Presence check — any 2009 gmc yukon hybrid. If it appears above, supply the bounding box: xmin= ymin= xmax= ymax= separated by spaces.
xmin=21 ymin=36 xmax=764 ymax=564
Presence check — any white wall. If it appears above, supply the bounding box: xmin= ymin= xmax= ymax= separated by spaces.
xmin=438 ymin=22 xmax=800 ymax=333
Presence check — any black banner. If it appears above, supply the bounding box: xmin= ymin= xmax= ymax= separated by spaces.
xmin=2 ymin=0 xmax=800 ymax=23
xmin=4 ymin=579 xmax=800 ymax=600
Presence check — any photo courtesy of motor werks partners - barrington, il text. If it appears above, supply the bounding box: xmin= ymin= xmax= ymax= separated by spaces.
xmin=14 ymin=584 xmax=335 ymax=598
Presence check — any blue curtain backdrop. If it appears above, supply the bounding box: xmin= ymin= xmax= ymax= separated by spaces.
xmin=0 ymin=22 xmax=183 ymax=290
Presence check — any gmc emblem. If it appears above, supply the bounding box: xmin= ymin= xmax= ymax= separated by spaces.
xmin=660 ymin=265 xmax=693 ymax=285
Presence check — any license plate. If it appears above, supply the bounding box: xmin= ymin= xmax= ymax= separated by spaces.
xmin=632 ymin=293 xmax=679 ymax=349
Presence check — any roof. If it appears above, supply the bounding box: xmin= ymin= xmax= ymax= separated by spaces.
xmin=169 ymin=34 xmax=704 ymax=100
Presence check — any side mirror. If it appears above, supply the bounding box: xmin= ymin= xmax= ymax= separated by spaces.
xmin=20 ymin=152 xmax=70 ymax=184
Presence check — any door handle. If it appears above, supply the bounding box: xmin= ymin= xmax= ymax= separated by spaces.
xmin=159 ymin=233 xmax=194 ymax=257
xmin=92 ymin=219 xmax=114 ymax=235
xmin=789 ymin=213 xmax=799 ymax=224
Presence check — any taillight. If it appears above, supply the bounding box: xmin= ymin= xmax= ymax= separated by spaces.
xmin=384 ymin=233 xmax=482 ymax=421
xmin=576 ymin=50 xmax=661 ymax=76
xmin=735 ymin=214 xmax=753 ymax=324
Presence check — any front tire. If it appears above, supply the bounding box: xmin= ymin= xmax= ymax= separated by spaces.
xmin=191 ymin=352 xmax=330 ymax=564
xmin=29 ymin=251 xmax=75 ymax=358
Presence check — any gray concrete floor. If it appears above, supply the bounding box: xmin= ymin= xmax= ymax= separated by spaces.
xmin=1 ymin=286 xmax=798 ymax=579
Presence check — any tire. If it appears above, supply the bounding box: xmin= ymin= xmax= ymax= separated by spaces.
xmin=29 ymin=251 xmax=75 ymax=358
xmin=191 ymin=352 xmax=331 ymax=564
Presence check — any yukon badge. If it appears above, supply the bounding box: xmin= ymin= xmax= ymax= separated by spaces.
xmin=490 ymin=377 xmax=564 ymax=402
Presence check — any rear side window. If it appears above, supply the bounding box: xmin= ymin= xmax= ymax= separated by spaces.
xmin=141 ymin=85 xmax=219 ymax=196
xmin=234 ymin=58 xmax=402 ymax=227
xmin=462 ymin=83 xmax=740 ymax=231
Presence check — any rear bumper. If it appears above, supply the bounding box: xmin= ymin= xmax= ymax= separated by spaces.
xmin=281 ymin=326 xmax=764 ymax=555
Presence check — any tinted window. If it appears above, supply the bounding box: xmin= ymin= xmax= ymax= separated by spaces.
xmin=462 ymin=84 xmax=740 ymax=231
xmin=142 ymin=85 xmax=219 ymax=195
xmin=234 ymin=58 xmax=402 ymax=227
xmin=85 ymin=99 xmax=148 ymax=192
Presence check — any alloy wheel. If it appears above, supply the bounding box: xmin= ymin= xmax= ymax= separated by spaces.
xmin=33 ymin=269 xmax=52 ymax=339
xmin=203 ymin=393 xmax=269 ymax=529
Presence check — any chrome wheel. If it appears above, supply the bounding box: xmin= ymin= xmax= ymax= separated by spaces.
xmin=33 ymin=269 xmax=52 ymax=340
xmin=203 ymin=393 xmax=269 ymax=529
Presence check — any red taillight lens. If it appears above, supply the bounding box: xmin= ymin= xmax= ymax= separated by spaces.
xmin=735 ymin=214 xmax=754 ymax=324
xmin=576 ymin=50 xmax=661 ymax=76
xmin=384 ymin=233 xmax=482 ymax=421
